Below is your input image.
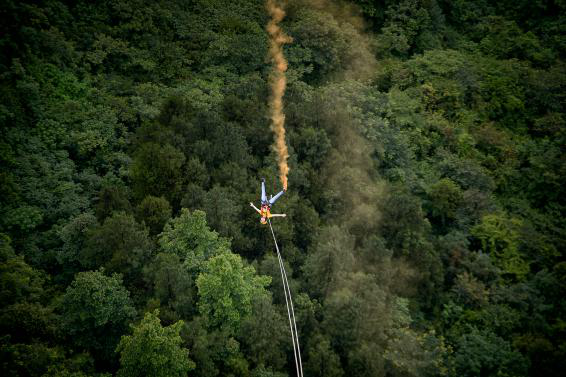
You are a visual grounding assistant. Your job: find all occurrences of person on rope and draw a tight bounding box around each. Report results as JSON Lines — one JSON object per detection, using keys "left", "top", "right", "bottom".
{"left": 250, "top": 178, "right": 286, "bottom": 224}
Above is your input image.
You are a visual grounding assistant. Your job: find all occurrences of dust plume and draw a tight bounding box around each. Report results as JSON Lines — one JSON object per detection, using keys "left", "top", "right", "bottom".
{"left": 266, "top": 0, "right": 292, "bottom": 190}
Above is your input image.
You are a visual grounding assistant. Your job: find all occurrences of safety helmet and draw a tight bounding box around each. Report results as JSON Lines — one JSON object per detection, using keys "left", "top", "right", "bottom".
{"left": 260, "top": 217, "right": 267, "bottom": 224}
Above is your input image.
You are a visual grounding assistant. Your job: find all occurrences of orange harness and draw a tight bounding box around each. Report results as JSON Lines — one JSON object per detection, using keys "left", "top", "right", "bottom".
{"left": 260, "top": 205, "right": 272, "bottom": 218}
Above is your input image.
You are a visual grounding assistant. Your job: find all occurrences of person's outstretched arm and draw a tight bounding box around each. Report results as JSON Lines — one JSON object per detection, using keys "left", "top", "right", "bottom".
{"left": 270, "top": 213, "right": 286, "bottom": 217}
{"left": 250, "top": 202, "right": 261, "bottom": 214}
{"left": 268, "top": 190, "right": 285, "bottom": 205}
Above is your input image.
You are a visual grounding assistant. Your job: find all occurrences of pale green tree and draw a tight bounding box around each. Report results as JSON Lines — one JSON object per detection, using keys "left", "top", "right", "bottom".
{"left": 196, "top": 253, "right": 270, "bottom": 334}
{"left": 471, "top": 213, "right": 529, "bottom": 280}
{"left": 116, "top": 310, "right": 195, "bottom": 377}
{"left": 158, "top": 209, "right": 230, "bottom": 274}
{"left": 303, "top": 226, "right": 356, "bottom": 298}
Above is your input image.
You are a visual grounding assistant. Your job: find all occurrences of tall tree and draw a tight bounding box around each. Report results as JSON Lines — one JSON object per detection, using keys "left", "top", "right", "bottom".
{"left": 82, "top": 212, "right": 153, "bottom": 296}
{"left": 61, "top": 270, "right": 136, "bottom": 364}
{"left": 196, "top": 252, "right": 270, "bottom": 334}
{"left": 116, "top": 310, "right": 195, "bottom": 377}
{"left": 158, "top": 209, "right": 230, "bottom": 275}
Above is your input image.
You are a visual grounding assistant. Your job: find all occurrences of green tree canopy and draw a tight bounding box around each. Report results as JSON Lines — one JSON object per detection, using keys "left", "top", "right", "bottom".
{"left": 82, "top": 212, "right": 153, "bottom": 293}
{"left": 427, "top": 178, "right": 464, "bottom": 227}
{"left": 116, "top": 310, "right": 195, "bottom": 377}
{"left": 130, "top": 142, "right": 185, "bottom": 203}
{"left": 61, "top": 270, "right": 136, "bottom": 361}
{"left": 158, "top": 209, "right": 231, "bottom": 274}
{"left": 135, "top": 195, "right": 172, "bottom": 236}
{"left": 144, "top": 252, "right": 195, "bottom": 322}
{"left": 196, "top": 252, "right": 270, "bottom": 334}
{"left": 471, "top": 213, "right": 530, "bottom": 280}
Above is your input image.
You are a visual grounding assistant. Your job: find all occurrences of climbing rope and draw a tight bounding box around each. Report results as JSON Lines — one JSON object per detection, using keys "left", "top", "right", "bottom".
{"left": 268, "top": 218, "right": 303, "bottom": 377}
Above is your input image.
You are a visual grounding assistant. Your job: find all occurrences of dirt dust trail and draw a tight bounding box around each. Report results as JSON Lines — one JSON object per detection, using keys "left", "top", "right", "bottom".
{"left": 266, "top": 0, "right": 292, "bottom": 190}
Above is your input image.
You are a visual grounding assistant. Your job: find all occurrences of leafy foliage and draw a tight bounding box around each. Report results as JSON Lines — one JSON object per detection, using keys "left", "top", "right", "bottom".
{"left": 61, "top": 270, "right": 136, "bottom": 362}
{"left": 1, "top": 0, "right": 565, "bottom": 376}
{"left": 158, "top": 209, "right": 230, "bottom": 274}
{"left": 116, "top": 310, "right": 195, "bottom": 377}
{"left": 196, "top": 252, "right": 270, "bottom": 334}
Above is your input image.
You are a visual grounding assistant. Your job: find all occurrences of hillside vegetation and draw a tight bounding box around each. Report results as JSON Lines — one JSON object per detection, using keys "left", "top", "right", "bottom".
{"left": 1, "top": 0, "right": 565, "bottom": 376}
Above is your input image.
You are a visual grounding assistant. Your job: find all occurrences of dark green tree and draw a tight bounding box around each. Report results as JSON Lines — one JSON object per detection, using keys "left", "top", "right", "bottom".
{"left": 427, "top": 178, "right": 464, "bottom": 227}
{"left": 135, "top": 196, "right": 172, "bottom": 236}
{"left": 130, "top": 142, "right": 185, "bottom": 203}
{"left": 82, "top": 212, "right": 153, "bottom": 294}
{"left": 452, "top": 329, "right": 528, "bottom": 377}
{"left": 144, "top": 252, "right": 195, "bottom": 322}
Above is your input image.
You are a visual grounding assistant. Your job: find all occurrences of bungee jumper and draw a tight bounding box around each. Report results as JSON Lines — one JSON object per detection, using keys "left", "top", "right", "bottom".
{"left": 250, "top": 178, "right": 286, "bottom": 224}
{"left": 251, "top": 180, "right": 303, "bottom": 376}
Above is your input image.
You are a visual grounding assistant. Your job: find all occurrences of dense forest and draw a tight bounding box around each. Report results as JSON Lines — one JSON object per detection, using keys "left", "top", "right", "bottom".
{"left": 1, "top": 0, "right": 565, "bottom": 376}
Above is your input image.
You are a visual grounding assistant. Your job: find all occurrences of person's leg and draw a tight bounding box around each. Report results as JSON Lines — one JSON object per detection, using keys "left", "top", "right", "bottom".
{"left": 261, "top": 178, "right": 267, "bottom": 204}
{"left": 269, "top": 190, "right": 284, "bottom": 205}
